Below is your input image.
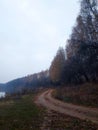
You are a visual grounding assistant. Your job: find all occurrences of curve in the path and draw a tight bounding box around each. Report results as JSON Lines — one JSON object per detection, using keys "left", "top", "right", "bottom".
{"left": 35, "top": 89, "right": 98, "bottom": 124}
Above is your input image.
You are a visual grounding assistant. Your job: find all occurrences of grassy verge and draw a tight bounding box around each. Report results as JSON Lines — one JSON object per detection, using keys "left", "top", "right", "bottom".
{"left": 54, "top": 83, "right": 98, "bottom": 107}
{"left": 0, "top": 93, "right": 44, "bottom": 130}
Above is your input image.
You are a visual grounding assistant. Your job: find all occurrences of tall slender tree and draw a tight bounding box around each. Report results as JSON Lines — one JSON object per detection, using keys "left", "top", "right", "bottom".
{"left": 49, "top": 47, "right": 66, "bottom": 84}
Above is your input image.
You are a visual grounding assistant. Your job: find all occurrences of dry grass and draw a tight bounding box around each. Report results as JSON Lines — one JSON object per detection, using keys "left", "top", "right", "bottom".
{"left": 55, "top": 83, "right": 98, "bottom": 107}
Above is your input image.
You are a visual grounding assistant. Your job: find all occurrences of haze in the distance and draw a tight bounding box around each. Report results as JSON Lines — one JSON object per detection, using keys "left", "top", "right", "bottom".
{"left": 0, "top": 0, "right": 80, "bottom": 83}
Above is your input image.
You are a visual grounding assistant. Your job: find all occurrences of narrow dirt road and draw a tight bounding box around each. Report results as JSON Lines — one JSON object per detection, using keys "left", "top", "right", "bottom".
{"left": 35, "top": 89, "right": 98, "bottom": 124}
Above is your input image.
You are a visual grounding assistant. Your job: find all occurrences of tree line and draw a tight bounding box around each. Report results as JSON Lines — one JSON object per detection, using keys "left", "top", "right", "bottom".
{"left": 1, "top": 70, "right": 50, "bottom": 94}
{"left": 49, "top": 0, "right": 98, "bottom": 85}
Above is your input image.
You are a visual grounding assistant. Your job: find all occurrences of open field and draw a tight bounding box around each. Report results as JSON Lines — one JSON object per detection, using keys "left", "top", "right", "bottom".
{"left": 0, "top": 93, "right": 44, "bottom": 130}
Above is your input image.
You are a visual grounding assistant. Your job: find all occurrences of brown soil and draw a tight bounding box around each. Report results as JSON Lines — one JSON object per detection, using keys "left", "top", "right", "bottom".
{"left": 35, "top": 89, "right": 98, "bottom": 124}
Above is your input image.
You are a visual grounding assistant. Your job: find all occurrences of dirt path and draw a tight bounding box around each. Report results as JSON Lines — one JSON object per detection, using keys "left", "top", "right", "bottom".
{"left": 35, "top": 89, "right": 98, "bottom": 124}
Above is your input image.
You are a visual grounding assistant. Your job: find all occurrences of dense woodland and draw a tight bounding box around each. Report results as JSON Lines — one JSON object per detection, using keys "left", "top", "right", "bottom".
{"left": 50, "top": 0, "right": 98, "bottom": 85}
{"left": 0, "top": 0, "right": 98, "bottom": 94}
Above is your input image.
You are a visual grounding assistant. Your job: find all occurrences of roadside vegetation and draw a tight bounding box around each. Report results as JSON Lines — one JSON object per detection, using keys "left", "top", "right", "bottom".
{"left": 54, "top": 83, "right": 98, "bottom": 107}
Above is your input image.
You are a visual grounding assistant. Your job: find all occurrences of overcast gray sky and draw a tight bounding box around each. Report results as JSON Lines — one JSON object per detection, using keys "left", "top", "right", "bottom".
{"left": 0, "top": 0, "right": 80, "bottom": 83}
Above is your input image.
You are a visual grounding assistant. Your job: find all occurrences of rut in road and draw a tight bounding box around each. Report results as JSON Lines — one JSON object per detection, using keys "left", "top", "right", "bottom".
{"left": 35, "top": 89, "right": 98, "bottom": 124}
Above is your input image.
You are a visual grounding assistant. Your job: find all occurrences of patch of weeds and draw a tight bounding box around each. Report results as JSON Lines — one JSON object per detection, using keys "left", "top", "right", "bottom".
{"left": 0, "top": 94, "right": 45, "bottom": 130}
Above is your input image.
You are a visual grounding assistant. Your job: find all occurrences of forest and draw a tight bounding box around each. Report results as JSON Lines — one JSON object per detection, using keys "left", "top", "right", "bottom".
{"left": 50, "top": 0, "right": 98, "bottom": 86}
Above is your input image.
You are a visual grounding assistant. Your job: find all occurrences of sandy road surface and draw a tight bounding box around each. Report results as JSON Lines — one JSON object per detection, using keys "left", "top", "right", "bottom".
{"left": 35, "top": 89, "right": 98, "bottom": 124}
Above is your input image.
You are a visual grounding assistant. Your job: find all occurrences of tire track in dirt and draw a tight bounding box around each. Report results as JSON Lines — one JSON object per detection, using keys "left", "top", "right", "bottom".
{"left": 35, "top": 89, "right": 98, "bottom": 124}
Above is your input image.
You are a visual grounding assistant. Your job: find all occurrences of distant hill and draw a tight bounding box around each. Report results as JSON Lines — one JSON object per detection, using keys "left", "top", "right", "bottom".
{"left": 0, "top": 83, "right": 4, "bottom": 87}
{"left": 0, "top": 84, "right": 6, "bottom": 92}
{"left": 0, "top": 70, "right": 50, "bottom": 94}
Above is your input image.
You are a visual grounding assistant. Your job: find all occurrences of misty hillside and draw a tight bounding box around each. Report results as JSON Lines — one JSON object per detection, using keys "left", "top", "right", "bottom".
{"left": 0, "top": 84, "right": 5, "bottom": 91}
{"left": 0, "top": 70, "right": 50, "bottom": 94}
